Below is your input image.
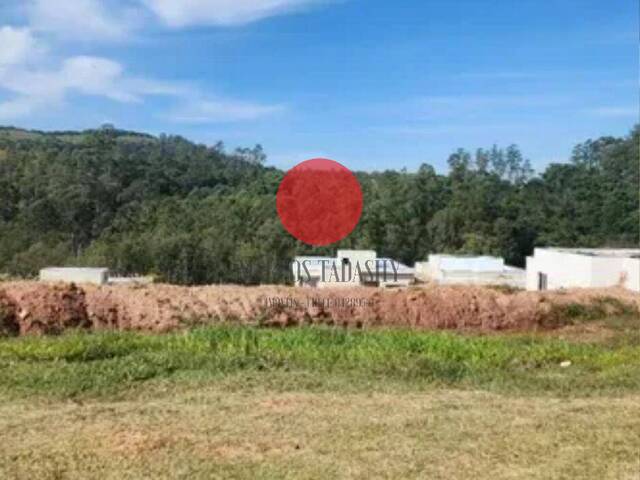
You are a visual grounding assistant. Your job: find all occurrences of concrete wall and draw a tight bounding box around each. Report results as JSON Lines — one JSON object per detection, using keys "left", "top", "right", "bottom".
{"left": 526, "top": 249, "right": 593, "bottom": 290}
{"left": 524, "top": 256, "right": 537, "bottom": 290}
{"left": 416, "top": 256, "right": 523, "bottom": 288}
{"left": 320, "top": 250, "right": 378, "bottom": 288}
{"left": 292, "top": 256, "right": 332, "bottom": 286}
{"left": 440, "top": 269, "right": 525, "bottom": 288}
{"left": 336, "top": 250, "right": 376, "bottom": 265}
{"left": 525, "top": 248, "right": 640, "bottom": 292}
{"left": 414, "top": 262, "right": 430, "bottom": 282}
{"left": 40, "top": 267, "right": 109, "bottom": 285}
{"left": 622, "top": 258, "right": 640, "bottom": 292}
{"left": 433, "top": 255, "right": 504, "bottom": 272}
{"left": 589, "top": 256, "right": 628, "bottom": 288}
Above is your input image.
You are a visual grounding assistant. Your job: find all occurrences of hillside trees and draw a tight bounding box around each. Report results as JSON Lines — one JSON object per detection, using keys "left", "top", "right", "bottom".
{"left": 0, "top": 125, "right": 637, "bottom": 284}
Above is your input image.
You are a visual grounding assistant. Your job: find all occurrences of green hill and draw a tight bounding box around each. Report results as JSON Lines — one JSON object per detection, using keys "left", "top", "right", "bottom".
{"left": 0, "top": 125, "right": 637, "bottom": 284}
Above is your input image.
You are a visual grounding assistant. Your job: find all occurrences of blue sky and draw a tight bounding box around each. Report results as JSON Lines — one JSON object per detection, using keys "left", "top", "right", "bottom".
{"left": 0, "top": 0, "right": 637, "bottom": 172}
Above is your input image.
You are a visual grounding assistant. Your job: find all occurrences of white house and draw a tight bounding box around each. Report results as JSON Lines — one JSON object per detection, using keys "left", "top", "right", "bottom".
{"left": 40, "top": 267, "right": 155, "bottom": 286}
{"left": 415, "top": 255, "right": 525, "bottom": 288}
{"left": 292, "top": 250, "right": 415, "bottom": 288}
{"left": 525, "top": 248, "right": 640, "bottom": 292}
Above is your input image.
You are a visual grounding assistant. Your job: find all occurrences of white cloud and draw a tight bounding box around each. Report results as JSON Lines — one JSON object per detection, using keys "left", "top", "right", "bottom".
{"left": 0, "top": 0, "right": 305, "bottom": 122}
{"left": 167, "top": 97, "right": 285, "bottom": 122}
{"left": 0, "top": 35, "right": 284, "bottom": 123}
{"left": 20, "top": 0, "right": 331, "bottom": 40}
{"left": 26, "top": 0, "right": 138, "bottom": 41}
{"left": 60, "top": 56, "right": 138, "bottom": 102}
{"left": 0, "top": 26, "right": 44, "bottom": 66}
{"left": 143, "top": 0, "right": 323, "bottom": 27}
{"left": 0, "top": 52, "right": 181, "bottom": 120}
{"left": 0, "top": 95, "right": 52, "bottom": 119}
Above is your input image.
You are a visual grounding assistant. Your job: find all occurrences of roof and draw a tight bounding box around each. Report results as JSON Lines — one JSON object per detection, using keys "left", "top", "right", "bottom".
{"left": 543, "top": 248, "right": 640, "bottom": 259}
{"left": 377, "top": 258, "right": 414, "bottom": 275}
{"left": 430, "top": 255, "right": 505, "bottom": 273}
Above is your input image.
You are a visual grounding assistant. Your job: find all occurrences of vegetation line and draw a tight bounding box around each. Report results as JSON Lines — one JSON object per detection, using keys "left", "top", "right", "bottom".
{"left": 1, "top": 325, "right": 638, "bottom": 398}
{"left": 0, "top": 125, "right": 637, "bottom": 284}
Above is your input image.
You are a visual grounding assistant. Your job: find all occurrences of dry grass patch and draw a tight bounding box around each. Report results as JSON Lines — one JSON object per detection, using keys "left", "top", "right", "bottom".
{"left": 0, "top": 389, "right": 638, "bottom": 480}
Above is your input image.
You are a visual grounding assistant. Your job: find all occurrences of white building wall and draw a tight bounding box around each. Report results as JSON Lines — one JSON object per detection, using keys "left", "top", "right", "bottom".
{"left": 414, "top": 262, "right": 430, "bottom": 281}
{"left": 425, "top": 255, "right": 445, "bottom": 281}
{"left": 291, "top": 256, "right": 332, "bottom": 286}
{"left": 440, "top": 269, "right": 525, "bottom": 288}
{"left": 336, "top": 250, "right": 376, "bottom": 265}
{"left": 525, "top": 256, "right": 541, "bottom": 290}
{"left": 417, "top": 255, "right": 524, "bottom": 287}
{"left": 526, "top": 249, "right": 593, "bottom": 290}
{"left": 525, "top": 248, "right": 640, "bottom": 292}
{"left": 622, "top": 258, "right": 640, "bottom": 292}
{"left": 437, "top": 255, "right": 504, "bottom": 272}
{"left": 589, "top": 256, "right": 627, "bottom": 288}
{"left": 40, "top": 267, "right": 109, "bottom": 285}
{"left": 321, "top": 250, "right": 379, "bottom": 287}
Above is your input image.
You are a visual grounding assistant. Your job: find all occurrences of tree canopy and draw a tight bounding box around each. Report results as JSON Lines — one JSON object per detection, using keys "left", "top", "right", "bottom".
{"left": 0, "top": 124, "right": 637, "bottom": 284}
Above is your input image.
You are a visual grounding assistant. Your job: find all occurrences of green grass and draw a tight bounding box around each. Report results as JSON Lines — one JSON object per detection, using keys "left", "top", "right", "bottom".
{"left": 1, "top": 325, "right": 639, "bottom": 479}
{"left": 1, "top": 325, "right": 638, "bottom": 399}
{"left": 548, "top": 295, "right": 638, "bottom": 323}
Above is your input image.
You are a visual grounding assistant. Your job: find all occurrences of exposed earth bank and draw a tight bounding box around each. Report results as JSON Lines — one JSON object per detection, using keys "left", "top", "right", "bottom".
{"left": 0, "top": 281, "right": 638, "bottom": 335}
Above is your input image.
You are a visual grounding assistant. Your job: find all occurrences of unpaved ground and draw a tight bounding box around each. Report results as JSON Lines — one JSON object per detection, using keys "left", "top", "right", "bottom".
{"left": 0, "top": 388, "right": 638, "bottom": 480}
{"left": 0, "top": 281, "right": 638, "bottom": 335}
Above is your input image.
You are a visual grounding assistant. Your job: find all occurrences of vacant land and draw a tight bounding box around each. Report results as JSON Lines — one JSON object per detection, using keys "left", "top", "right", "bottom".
{"left": 1, "top": 387, "right": 638, "bottom": 480}
{"left": 2, "top": 281, "right": 640, "bottom": 334}
{"left": 1, "top": 313, "right": 639, "bottom": 479}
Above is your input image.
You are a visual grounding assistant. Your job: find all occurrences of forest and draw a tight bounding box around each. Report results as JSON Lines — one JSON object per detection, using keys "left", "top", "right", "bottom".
{"left": 0, "top": 124, "right": 637, "bottom": 285}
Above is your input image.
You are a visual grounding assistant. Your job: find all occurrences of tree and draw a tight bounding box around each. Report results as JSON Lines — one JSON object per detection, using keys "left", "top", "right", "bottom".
{"left": 0, "top": 124, "right": 636, "bottom": 283}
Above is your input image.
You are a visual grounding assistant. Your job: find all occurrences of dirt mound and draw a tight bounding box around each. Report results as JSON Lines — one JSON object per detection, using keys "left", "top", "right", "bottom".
{"left": 0, "top": 281, "right": 637, "bottom": 336}
{"left": 0, "top": 290, "right": 18, "bottom": 335}
{"left": 82, "top": 283, "right": 638, "bottom": 332}
{"left": 266, "top": 285, "right": 557, "bottom": 330}
{"left": 2, "top": 282, "right": 89, "bottom": 335}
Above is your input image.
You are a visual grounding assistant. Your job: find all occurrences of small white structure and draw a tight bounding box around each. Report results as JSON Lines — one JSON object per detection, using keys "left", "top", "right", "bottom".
{"left": 526, "top": 248, "right": 640, "bottom": 292}
{"left": 292, "top": 250, "right": 414, "bottom": 288}
{"left": 40, "top": 267, "right": 109, "bottom": 285}
{"left": 291, "top": 256, "right": 334, "bottom": 288}
{"left": 415, "top": 255, "right": 525, "bottom": 288}
{"left": 376, "top": 257, "right": 415, "bottom": 288}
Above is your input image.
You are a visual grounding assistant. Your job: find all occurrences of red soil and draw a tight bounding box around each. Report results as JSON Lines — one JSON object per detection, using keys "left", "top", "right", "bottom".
{"left": 0, "top": 281, "right": 637, "bottom": 336}
{"left": 2, "top": 282, "right": 89, "bottom": 335}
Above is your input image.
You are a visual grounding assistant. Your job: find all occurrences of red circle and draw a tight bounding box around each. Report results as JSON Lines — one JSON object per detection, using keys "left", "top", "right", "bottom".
{"left": 276, "top": 158, "right": 363, "bottom": 246}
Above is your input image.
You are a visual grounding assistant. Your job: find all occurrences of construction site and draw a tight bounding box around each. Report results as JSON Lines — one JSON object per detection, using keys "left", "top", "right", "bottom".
{"left": 1, "top": 276, "right": 638, "bottom": 336}
{"left": 0, "top": 0, "right": 637, "bottom": 475}
{"left": 0, "top": 246, "right": 630, "bottom": 337}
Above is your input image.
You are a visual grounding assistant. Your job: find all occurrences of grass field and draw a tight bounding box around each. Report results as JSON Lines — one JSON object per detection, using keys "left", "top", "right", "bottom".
{"left": 0, "top": 317, "right": 639, "bottom": 479}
